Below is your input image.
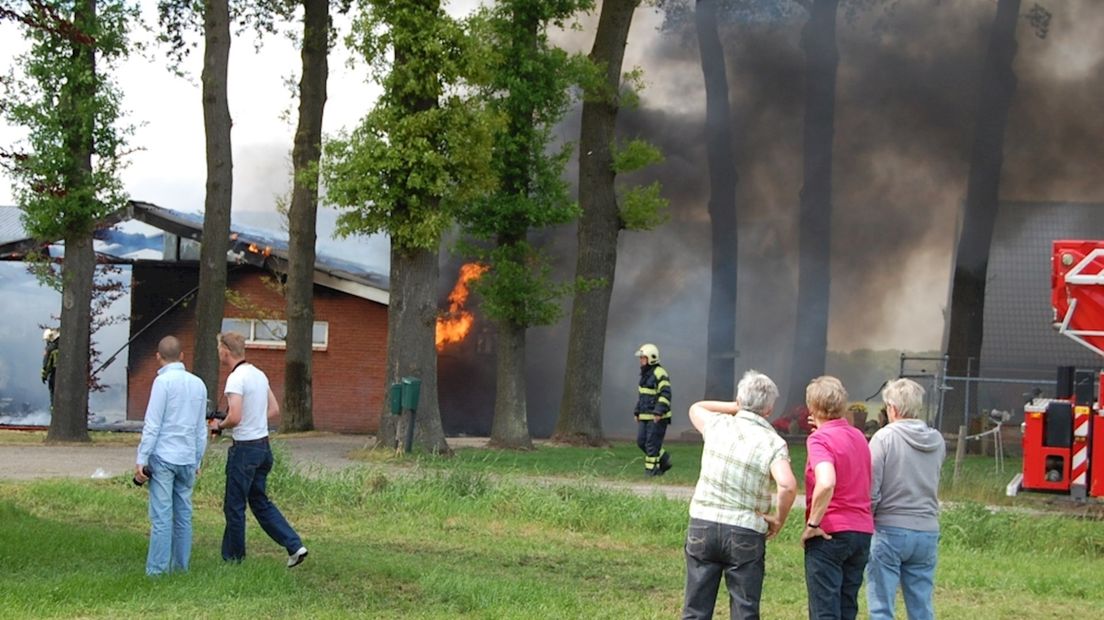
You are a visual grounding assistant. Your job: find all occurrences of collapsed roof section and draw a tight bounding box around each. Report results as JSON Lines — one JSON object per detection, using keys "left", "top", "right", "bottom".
{"left": 0, "top": 201, "right": 389, "bottom": 305}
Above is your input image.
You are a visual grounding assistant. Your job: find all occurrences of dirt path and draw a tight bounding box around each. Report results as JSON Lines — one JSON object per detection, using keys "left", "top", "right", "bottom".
{"left": 0, "top": 434, "right": 801, "bottom": 506}
{"left": 0, "top": 434, "right": 361, "bottom": 481}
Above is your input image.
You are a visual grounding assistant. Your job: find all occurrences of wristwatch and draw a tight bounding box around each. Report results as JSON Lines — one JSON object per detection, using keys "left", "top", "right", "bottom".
{"left": 806, "top": 522, "right": 820, "bottom": 529}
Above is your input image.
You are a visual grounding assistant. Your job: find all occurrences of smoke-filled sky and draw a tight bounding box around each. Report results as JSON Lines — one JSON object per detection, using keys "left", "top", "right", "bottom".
{"left": 567, "top": 0, "right": 1104, "bottom": 353}
{"left": 2, "top": 1, "right": 1103, "bottom": 433}
{"left": 521, "top": 1, "right": 1104, "bottom": 433}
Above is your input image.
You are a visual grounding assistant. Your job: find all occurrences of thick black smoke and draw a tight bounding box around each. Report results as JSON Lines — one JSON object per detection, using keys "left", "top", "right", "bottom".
{"left": 513, "top": 1, "right": 1104, "bottom": 437}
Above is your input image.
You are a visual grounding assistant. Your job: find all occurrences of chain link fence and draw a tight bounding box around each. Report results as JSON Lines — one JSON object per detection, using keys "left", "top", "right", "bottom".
{"left": 899, "top": 355, "right": 1060, "bottom": 457}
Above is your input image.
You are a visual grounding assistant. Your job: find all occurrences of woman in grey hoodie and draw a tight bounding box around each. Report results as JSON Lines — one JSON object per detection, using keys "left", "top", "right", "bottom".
{"left": 867, "top": 378, "right": 946, "bottom": 620}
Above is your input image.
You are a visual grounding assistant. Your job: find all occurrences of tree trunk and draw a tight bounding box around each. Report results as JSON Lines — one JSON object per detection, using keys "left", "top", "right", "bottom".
{"left": 487, "top": 8, "right": 538, "bottom": 450}
{"left": 47, "top": 0, "right": 97, "bottom": 443}
{"left": 192, "top": 0, "right": 233, "bottom": 401}
{"left": 49, "top": 233, "right": 94, "bottom": 441}
{"left": 944, "top": 0, "right": 1020, "bottom": 431}
{"left": 282, "top": 0, "right": 329, "bottom": 432}
{"left": 551, "top": 0, "right": 638, "bottom": 446}
{"left": 490, "top": 319, "right": 532, "bottom": 448}
{"left": 696, "top": 0, "right": 738, "bottom": 400}
{"left": 783, "top": 0, "right": 840, "bottom": 416}
{"left": 369, "top": 1, "right": 451, "bottom": 455}
{"left": 384, "top": 245, "right": 450, "bottom": 454}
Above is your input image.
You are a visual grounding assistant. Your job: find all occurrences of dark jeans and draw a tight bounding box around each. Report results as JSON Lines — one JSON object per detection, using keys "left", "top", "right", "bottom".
{"left": 221, "top": 440, "right": 302, "bottom": 561}
{"left": 682, "top": 518, "right": 766, "bottom": 620}
{"left": 804, "top": 531, "right": 872, "bottom": 620}
{"left": 636, "top": 419, "right": 668, "bottom": 457}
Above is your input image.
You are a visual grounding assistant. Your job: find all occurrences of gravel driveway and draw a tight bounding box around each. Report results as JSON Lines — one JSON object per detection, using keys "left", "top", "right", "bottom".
{"left": 0, "top": 434, "right": 715, "bottom": 503}
{"left": 0, "top": 433, "right": 372, "bottom": 481}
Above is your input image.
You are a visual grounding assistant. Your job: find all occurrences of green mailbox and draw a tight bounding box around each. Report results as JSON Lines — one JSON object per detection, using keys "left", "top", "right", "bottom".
{"left": 388, "top": 383, "right": 403, "bottom": 416}
{"left": 400, "top": 377, "right": 422, "bottom": 411}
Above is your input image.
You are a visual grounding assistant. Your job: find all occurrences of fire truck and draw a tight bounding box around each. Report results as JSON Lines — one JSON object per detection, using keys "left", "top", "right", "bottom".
{"left": 1008, "top": 241, "right": 1104, "bottom": 499}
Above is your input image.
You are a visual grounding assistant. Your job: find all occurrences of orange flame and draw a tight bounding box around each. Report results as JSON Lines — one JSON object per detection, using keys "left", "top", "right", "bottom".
{"left": 436, "top": 262, "right": 488, "bottom": 351}
{"left": 245, "top": 243, "right": 273, "bottom": 257}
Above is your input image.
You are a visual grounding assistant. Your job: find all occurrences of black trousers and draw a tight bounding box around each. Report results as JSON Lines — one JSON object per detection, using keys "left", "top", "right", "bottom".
{"left": 636, "top": 419, "right": 668, "bottom": 458}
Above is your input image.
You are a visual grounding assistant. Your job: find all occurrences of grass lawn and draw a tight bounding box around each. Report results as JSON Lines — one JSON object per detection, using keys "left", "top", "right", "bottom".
{"left": 373, "top": 439, "right": 1036, "bottom": 506}
{"left": 2, "top": 443, "right": 1102, "bottom": 619}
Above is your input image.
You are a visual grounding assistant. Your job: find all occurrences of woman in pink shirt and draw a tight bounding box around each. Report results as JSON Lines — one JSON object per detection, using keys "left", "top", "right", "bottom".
{"left": 801, "top": 376, "right": 874, "bottom": 620}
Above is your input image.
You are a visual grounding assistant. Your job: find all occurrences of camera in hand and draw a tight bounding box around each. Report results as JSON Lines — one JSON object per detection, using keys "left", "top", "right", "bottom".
{"left": 207, "top": 409, "right": 227, "bottom": 435}
{"left": 132, "top": 465, "right": 152, "bottom": 487}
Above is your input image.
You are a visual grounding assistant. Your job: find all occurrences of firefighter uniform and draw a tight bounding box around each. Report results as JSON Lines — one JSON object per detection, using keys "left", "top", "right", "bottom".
{"left": 634, "top": 343, "right": 672, "bottom": 476}
{"left": 41, "top": 329, "right": 60, "bottom": 409}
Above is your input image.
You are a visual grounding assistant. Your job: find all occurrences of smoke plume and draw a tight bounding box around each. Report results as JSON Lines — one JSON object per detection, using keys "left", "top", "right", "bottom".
{"left": 512, "top": 0, "right": 1104, "bottom": 437}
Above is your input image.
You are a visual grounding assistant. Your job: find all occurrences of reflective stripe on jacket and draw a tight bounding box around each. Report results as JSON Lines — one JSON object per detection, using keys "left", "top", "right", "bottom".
{"left": 636, "top": 364, "right": 672, "bottom": 420}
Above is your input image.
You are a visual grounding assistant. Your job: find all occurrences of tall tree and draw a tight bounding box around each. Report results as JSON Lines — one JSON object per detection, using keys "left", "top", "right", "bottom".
{"left": 457, "top": 0, "right": 590, "bottom": 450}
{"left": 553, "top": 0, "right": 667, "bottom": 445}
{"left": 659, "top": 0, "right": 802, "bottom": 401}
{"left": 943, "top": 0, "right": 1049, "bottom": 429}
{"left": 158, "top": 0, "right": 235, "bottom": 398}
{"left": 325, "top": 0, "right": 495, "bottom": 454}
{"left": 157, "top": 0, "right": 343, "bottom": 426}
{"left": 281, "top": 0, "right": 331, "bottom": 432}
{"left": 190, "top": 0, "right": 233, "bottom": 400}
{"left": 781, "top": 0, "right": 840, "bottom": 415}
{"left": 696, "top": 0, "right": 738, "bottom": 399}
{"left": 2, "top": 0, "right": 133, "bottom": 441}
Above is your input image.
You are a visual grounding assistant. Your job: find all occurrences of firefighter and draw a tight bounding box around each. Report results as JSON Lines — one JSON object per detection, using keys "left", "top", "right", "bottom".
{"left": 635, "top": 343, "right": 673, "bottom": 476}
{"left": 41, "top": 328, "right": 60, "bottom": 410}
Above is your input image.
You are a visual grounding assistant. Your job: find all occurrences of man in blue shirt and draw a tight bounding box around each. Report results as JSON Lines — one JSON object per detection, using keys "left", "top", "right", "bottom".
{"left": 134, "top": 335, "right": 208, "bottom": 576}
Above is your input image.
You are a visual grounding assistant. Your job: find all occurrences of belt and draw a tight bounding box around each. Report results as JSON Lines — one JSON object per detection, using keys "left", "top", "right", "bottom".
{"left": 232, "top": 436, "right": 269, "bottom": 446}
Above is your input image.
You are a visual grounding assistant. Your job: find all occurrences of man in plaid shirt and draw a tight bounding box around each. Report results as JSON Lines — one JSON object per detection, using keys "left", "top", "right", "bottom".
{"left": 681, "top": 370, "right": 798, "bottom": 620}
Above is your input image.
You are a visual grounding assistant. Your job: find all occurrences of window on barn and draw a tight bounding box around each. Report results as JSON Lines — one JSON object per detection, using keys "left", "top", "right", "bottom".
{"left": 220, "top": 318, "right": 329, "bottom": 351}
{"left": 222, "top": 318, "right": 251, "bottom": 340}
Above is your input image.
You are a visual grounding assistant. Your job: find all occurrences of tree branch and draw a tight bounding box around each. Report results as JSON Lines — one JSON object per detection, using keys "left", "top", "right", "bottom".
{"left": 1, "top": 1, "right": 95, "bottom": 45}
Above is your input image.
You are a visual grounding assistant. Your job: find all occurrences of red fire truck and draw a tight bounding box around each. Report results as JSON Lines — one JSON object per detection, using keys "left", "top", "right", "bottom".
{"left": 1008, "top": 241, "right": 1104, "bottom": 499}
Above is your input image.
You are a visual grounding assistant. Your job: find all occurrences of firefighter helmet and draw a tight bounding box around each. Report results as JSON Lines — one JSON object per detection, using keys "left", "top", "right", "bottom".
{"left": 635, "top": 343, "right": 660, "bottom": 364}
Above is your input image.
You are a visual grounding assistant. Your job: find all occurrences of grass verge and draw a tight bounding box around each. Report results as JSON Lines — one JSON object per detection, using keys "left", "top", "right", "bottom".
{"left": 1, "top": 445, "right": 1101, "bottom": 619}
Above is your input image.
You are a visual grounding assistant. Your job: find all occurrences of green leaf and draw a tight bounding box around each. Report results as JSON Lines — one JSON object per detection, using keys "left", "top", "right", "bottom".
{"left": 618, "top": 181, "right": 669, "bottom": 231}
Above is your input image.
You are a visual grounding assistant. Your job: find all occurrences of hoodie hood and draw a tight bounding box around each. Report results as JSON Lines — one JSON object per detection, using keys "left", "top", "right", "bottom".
{"left": 888, "top": 419, "right": 944, "bottom": 452}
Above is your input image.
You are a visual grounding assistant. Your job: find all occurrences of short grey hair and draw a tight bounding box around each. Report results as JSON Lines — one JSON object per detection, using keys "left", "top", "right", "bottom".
{"left": 882, "top": 378, "right": 925, "bottom": 420}
{"left": 737, "top": 370, "right": 779, "bottom": 415}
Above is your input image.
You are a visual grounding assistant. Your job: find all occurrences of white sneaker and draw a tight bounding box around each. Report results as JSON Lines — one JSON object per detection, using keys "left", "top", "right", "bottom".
{"left": 287, "top": 546, "right": 308, "bottom": 568}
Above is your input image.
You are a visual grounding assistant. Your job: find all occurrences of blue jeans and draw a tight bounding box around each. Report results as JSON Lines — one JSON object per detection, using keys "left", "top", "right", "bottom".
{"left": 804, "top": 531, "right": 872, "bottom": 620}
{"left": 866, "top": 526, "right": 939, "bottom": 620}
{"left": 221, "top": 440, "right": 302, "bottom": 561}
{"left": 146, "top": 454, "right": 196, "bottom": 575}
{"left": 682, "top": 518, "right": 766, "bottom": 620}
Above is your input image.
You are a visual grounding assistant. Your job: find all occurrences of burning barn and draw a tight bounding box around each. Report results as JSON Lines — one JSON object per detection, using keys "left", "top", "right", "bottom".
{"left": 436, "top": 261, "right": 496, "bottom": 436}
{"left": 120, "top": 202, "right": 391, "bottom": 434}
{"left": 0, "top": 201, "right": 391, "bottom": 433}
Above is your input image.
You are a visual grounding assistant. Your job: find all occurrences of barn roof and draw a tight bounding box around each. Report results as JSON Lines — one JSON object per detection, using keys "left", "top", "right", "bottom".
{"left": 0, "top": 201, "right": 389, "bottom": 304}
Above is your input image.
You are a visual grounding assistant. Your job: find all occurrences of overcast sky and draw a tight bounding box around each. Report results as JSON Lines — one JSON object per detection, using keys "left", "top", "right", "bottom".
{"left": 0, "top": 2, "right": 973, "bottom": 357}
{"left": 6, "top": 1, "right": 1104, "bottom": 432}
{"left": 0, "top": 2, "right": 417, "bottom": 270}
{"left": 9, "top": 1, "right": 1094, "bottom": 361}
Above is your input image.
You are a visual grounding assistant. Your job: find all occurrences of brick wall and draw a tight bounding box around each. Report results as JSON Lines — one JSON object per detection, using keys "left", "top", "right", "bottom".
{"left": 127, "top": 263, "right": 387, "bottom": 434}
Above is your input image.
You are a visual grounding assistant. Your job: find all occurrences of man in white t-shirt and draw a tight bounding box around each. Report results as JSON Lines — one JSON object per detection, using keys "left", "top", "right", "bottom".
{"left": 209, "top": 331, "right": 308, "bottom": 568}
{"left": 681, "top": 370, "right": 797, "bottom": 619}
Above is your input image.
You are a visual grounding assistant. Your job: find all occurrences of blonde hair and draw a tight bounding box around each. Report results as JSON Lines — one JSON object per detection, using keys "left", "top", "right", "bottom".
{"left": 806, "top": 376, "right": 848, "bottom": 419}
{"left": 882, "top": 378, "right": 926, "bottom": 420}
{"left": 218, "top": 331, "right": 246, "bottom": 358}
